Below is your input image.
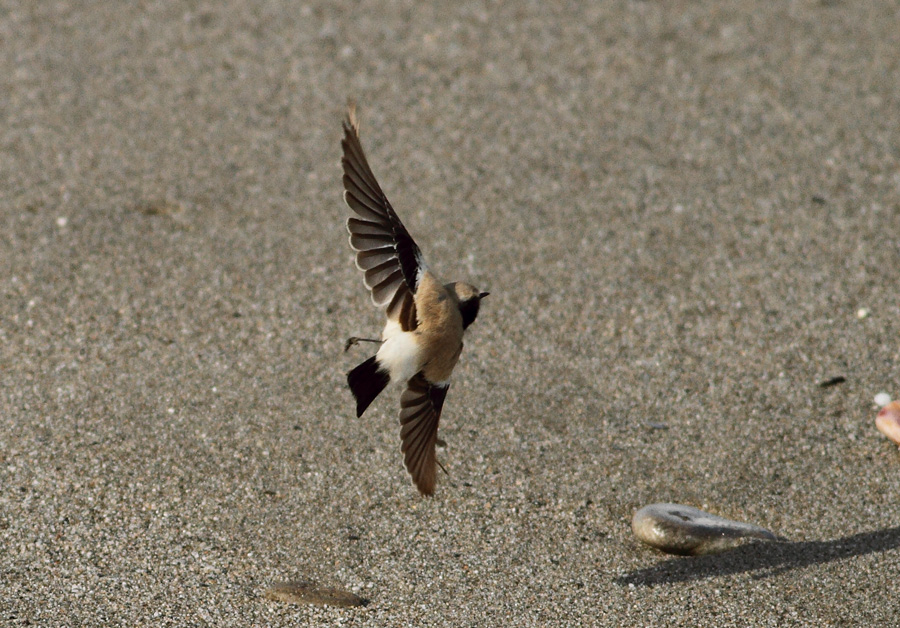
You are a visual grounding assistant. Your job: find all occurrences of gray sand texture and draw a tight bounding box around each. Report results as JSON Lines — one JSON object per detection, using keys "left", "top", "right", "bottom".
{"left": 2, "top": 2, "right": 900, "bottom": 626}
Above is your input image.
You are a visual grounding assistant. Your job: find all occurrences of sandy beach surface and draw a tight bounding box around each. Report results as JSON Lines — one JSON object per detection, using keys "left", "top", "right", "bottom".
{"left": 2, "top": 1, "right": 899, "bottom": 625}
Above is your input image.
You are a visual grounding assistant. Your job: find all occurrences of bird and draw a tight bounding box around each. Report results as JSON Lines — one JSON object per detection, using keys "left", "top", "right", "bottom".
{"left": 340, "top": 104, "right": 488, "bottom": 495}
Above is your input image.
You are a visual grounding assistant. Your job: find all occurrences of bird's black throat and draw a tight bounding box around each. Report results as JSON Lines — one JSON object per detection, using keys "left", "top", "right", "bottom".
{"left": 458, "top": 298, "right": 481, "bottom": 330}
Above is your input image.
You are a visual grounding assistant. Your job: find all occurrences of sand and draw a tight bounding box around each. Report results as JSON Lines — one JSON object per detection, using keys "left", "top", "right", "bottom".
{"left": 2, "top": 1, "right": 899, "bottom": 625}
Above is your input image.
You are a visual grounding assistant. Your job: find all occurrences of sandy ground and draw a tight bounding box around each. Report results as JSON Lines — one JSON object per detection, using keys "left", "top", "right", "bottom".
{"left": 2, "top": 1, "right": 900, "bottom": 626}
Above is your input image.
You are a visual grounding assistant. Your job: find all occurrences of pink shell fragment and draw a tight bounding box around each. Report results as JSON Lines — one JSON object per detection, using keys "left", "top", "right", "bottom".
{"left": 875, "top": 401, "right": 900, "bottom": 446}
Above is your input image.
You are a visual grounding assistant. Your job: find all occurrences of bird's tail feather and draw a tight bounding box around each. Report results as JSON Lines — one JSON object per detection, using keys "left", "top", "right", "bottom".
{"left": 347, "top": 355, "right": 390, "bottom": 417}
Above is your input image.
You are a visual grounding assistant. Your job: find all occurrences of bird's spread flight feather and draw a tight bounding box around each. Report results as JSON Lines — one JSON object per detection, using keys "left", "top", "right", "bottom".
{"left": 399, "top": 374, "right": 449, "bottom": 496}
{"left": 342, "top": 108, "right": 425, "bottom": 328}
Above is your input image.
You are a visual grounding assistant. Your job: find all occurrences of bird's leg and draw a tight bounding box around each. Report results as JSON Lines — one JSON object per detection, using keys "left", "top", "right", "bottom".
{"left": 344, "top": 336, "right": 383, "bottom": 352}
{"left": 436, "top": 458, "right": 450, "bottom": 477}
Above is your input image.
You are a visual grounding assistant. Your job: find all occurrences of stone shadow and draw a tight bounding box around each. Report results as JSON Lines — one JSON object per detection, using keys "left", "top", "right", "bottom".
{"left": 616, "top": 526, "right": 900, "bottom": 586}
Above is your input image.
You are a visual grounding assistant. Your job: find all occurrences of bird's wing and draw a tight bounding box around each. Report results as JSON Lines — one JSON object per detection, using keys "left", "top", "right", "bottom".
{"left": 342, "top": 105, "right": 425, "bottom": 328}
{"left": 399, "top": 374, "right": 449, "bottom": 495}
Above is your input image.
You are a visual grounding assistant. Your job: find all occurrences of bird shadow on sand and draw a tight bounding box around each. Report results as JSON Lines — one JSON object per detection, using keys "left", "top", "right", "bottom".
{"left": 615, "top": 525, "right": 900, "bottom": 587}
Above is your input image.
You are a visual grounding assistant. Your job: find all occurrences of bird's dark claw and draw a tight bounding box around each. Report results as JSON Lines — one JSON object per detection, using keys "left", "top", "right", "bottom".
{"left": 344, "top": 336, "right": 383, "bottom": 352}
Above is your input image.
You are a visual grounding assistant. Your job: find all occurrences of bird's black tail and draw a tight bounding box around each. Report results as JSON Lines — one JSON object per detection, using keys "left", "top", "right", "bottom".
{"left": 347, "top": 355, "right": 390, "bottom": 417}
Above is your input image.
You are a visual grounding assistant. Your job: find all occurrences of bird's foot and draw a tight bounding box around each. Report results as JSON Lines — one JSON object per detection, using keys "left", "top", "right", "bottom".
{"left": 343, "top": 336, "right": 383, "bottom": 352}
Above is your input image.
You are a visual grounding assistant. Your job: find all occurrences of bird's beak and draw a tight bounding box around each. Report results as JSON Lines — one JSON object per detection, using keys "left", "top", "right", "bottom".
{"left": 478, "top": 291, "right": 490, "bottom": 299}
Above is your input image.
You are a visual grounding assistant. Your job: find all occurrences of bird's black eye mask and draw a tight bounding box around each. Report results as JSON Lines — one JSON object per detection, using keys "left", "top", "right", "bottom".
{"left": 459, "top": 297, "right": 481, "bottom": 330}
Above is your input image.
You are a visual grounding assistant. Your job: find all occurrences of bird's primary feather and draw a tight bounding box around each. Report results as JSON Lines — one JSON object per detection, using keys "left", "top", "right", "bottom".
{"left": 342, "top": 109, "right": 425, "bottom": 326}
{"left": 399, "top": 374, "right": 449, "bottom": 496}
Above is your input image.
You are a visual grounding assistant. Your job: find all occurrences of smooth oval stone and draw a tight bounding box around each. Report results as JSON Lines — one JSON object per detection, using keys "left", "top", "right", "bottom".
{"left": 632, "top": 503, "right": 779, "bottom": 556}
{"left": 876, "top": 401, "right": 900, "bottom": 446}
{"left": 264, "top": 580, "right": 367, "bottom": 608}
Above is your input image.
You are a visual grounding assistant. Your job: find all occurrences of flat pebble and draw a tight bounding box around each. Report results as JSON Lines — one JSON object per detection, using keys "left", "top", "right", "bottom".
{"left": 632, "top": 503, "right": 780, "bottom": 556}
{"left": 264, "top": 580, "right": 368, "bottom": 608}
{"left": 874, "top": 392, "right": 892, "bottom": 407}
{"left": 136, "top": 198, "right": 185, "bottom": 216}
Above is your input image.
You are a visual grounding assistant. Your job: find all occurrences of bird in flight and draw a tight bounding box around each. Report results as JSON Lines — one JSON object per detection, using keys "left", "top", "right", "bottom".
{"left": 341, "top": 104, "right": 488, "bottom": 495}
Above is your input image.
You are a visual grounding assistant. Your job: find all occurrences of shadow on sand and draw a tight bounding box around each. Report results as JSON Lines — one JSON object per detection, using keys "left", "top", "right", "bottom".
{"left": 616, "top": 526, "right": 900, "bottom": 587}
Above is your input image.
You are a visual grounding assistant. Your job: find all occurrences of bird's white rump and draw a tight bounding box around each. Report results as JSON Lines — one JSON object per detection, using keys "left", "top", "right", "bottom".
{"left": 376, "top": 330, "right": 421, "bottom": 384}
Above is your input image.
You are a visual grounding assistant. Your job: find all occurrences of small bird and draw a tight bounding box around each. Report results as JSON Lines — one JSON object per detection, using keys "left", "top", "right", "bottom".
{"left": 340, "top": 105, "right": 488, "bottom": 495}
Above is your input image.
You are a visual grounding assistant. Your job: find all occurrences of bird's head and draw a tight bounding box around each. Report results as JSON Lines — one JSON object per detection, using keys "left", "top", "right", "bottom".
{"left": 451, "top": 282, "right": 490, "bottom": 330}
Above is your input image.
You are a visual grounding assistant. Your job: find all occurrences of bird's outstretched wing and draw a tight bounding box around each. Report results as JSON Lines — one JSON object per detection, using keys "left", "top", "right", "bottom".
{"left": 342, "top": 105, "right": 424, "bottom": 329}
{"left": 399, "top": 373, "right": 449, "bottom": 495}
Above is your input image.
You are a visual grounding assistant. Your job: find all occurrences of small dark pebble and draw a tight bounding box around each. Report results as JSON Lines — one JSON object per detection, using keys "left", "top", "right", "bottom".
{"left": 818, "top": 376, "right": 846, "bottom": 388}
{"left": 811, "top": 195, "right": 827, "bottom": 204}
